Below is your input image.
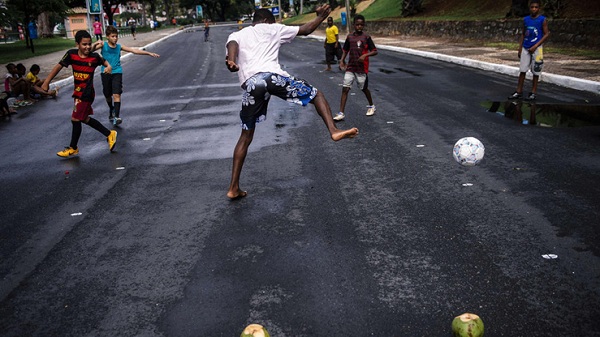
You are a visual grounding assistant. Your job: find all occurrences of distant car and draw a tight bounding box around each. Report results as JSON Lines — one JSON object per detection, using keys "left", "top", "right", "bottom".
{"left": 239, "top": 15, "right": 252, "bottom": 22}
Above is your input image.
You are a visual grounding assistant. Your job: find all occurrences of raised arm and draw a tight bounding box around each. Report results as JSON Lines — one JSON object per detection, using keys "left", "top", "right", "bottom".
{"left": 225, "top": 40, "right": 239, "bottom": 72}
{"left": 298, "top": 5, "right": 332, "bottom": 36}
{"left": 91, "top": 40, "right": 103, "bottom": 52}
{"left": 121, "top": 45, "right": 160, "bottom": 58}
{"left": 41, "top": 63, "right": 64, "bottom": 91}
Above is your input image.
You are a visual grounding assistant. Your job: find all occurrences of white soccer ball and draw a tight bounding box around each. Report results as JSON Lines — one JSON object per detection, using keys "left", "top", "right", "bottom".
{"left": 453, "top": 137, "right": 485, "bottom": 166}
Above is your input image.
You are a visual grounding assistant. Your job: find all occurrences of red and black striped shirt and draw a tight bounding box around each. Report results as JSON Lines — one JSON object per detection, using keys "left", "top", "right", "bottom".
{"left": 342, "top": 32, "right": 377, "bottom": 74}
{"left": 59, "top": 49, "right": 104, "bottom": 102}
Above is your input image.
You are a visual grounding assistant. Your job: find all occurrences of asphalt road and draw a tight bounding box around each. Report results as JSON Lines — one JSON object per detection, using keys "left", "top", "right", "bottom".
{"left": 1, "top": 25, "right": 600, "bottom": 336}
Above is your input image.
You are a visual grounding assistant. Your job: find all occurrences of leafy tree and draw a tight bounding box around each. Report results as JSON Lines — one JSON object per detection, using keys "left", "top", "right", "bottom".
{"left": 102, "top": 0, "right": 128, "bottom": 26}
{"left": 542, "top": 0, "right": 565, "bottom": 18}
{"left": 182, "top": 0, "right": 261, "bottom": 21}
{"left": 402, "top": 0, "right": 422, "bottom": 17}
{"left": 6, "top": 0, "right": 69, "bottom": 52}
{"left": 505, "top": 0, "right": 529, "bottom": 18}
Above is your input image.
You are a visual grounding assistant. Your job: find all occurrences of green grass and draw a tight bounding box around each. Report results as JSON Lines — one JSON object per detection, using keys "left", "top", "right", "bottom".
{"left": 546, "top": 46, "right": 600, "bottom": 59}
{"left": 359, "top": 0, "right": 402, "bottom": 20}
{"left": 483, "top": 42, "right": 600, "bottom": 59}
{"left": 0, "top": 37, "right": 75, "bottom": 64}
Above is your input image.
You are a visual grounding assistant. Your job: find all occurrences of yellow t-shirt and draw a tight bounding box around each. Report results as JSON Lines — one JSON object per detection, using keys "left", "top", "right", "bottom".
{"left": 26, "top": 71, "right": 39, "bottom": 84}
{"left": 325, "top": 25, "right": 339, "bottom": 44}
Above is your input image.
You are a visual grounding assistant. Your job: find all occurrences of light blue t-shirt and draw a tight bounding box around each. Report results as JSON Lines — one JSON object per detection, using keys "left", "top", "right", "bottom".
{"left": 523, "top": 15, "right": 546, "bottom": 49}
{"left": 101, "top": 42, "right": 123, "bottom": 74}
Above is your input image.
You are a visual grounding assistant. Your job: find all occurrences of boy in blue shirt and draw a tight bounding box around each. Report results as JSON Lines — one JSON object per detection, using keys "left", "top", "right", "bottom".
{"left": 508, "top": 0, "right": 550, "bottom": 101}
{"left": 92, "top": 26, "right": 160, "bottom": 125}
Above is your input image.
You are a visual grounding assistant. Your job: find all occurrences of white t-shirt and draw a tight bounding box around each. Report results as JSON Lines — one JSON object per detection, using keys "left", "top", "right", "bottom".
{"left": 226, "top": 23, "right": 299, "bottom": 85}
{"left": 5, "top": 73, "right": 16, "bottom": 92}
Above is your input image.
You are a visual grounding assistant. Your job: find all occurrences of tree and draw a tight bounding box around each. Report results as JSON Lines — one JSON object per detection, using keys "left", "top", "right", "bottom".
{"left": 505, "top": 0, "right": 528, "bottom": 18}
{"left": 543, "top": 0, "right": 565, "bottom": 18}
{"left": 402, "top": 0, "right": 422, "bottom": 17}
{"left": 6, "top": 0, "right": 69, "bottom": 52}
{"left": 102, "top": 0, "right": 128, "bottom": 26}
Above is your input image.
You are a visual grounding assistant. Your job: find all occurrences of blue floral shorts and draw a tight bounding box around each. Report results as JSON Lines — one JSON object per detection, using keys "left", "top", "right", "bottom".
{"left": 239, "top": 72, "right": 318, "bottom": 130}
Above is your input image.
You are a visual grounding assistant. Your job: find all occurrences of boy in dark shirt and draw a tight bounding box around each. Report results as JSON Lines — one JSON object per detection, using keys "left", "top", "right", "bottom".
{"left": 42, "top": 30, "right": 117, "bottom": 158}
{"left": 335, "top": 15, "right": 378, "bottom": 121}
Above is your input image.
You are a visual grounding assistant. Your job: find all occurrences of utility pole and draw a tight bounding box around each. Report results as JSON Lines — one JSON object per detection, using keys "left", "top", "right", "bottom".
{"left": 345, "top": 0, "right": 350, "bottom": 35}
{"left": 278, "top": 0, "right": 282, "bottom": 21}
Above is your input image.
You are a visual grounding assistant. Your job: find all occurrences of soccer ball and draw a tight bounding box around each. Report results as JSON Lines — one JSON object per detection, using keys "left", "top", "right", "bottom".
{"left": 453, "top": 137, "right": 485, "bottom": 166}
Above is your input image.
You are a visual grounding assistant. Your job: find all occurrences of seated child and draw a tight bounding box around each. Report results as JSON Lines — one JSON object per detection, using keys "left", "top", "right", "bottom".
{"left": 0, "top": 91, "right": 17, "bottom": 116}
{"left": 4, "top": 63, "right": 33, "bottom": 105}
{"left": 26, "top": 64, "right": 58, "bottom": 98}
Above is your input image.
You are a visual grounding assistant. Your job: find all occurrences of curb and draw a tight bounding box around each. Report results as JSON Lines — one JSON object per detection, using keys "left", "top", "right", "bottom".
{"left": 307, "top": 35, "right": 600, "bottom": 95}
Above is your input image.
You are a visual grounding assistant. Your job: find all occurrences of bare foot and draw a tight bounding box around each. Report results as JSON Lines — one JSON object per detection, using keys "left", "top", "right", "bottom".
{"left": 324, "top": 68, "right": 331, "bottom": 71}
{"left": 227, "top": 189, "right": 248, "bottom": 200}
{"left": 331, "top": 127, "right": 359, "bottom": 141}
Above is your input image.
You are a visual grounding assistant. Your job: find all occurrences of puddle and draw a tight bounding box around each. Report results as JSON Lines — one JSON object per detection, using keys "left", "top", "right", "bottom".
{"left": 484, "top": 101, "right": 600, "bottom": 127}
{"left": 378, "top": 68, "right": 422, "bottom": 76}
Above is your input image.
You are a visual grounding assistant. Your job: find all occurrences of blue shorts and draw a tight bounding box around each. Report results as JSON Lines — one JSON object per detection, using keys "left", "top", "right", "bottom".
{"left": 239, "top": 72, "right": 318, "bottom": 130}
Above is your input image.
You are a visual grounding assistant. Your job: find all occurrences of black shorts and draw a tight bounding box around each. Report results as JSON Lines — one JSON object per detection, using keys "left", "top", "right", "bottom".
{"left": 325, "top": 43, "right": 342, "bottom": 63}
{"left": 101, "top": 73, "right": 123, "bottom": 97}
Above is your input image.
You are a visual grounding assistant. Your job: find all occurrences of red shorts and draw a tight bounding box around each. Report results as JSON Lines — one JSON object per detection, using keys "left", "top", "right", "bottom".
{"left": 72, "top": 99, "right": 93, "bottom": 120}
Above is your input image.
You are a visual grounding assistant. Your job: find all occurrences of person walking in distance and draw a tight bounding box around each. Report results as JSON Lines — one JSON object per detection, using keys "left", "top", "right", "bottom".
{"left": 42, "top": 30, "right": 117, "bottom": 158}
{"left": 508, "top": 0, "right": 550, "bottom": 101}
{"left": 334, "top": 14, "right": 378, "bottom": 121}
{"left": 225, "top": 5, "right": 359, "bottom": 200}
{"left": 128, "top": 17, "right": 137, "bottom": 40}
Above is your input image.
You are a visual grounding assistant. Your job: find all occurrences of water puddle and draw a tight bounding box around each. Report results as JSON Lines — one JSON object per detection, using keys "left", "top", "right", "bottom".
{"left": 484, "top": 101, "right": 600, "bottom": 127}
{"left": 378, "top": 67, "right": 422, "bottom": 76}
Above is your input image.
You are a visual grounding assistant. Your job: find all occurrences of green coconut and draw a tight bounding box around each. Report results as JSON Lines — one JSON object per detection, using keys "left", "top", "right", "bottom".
{"left": 241, "top": 323, "right": 270, "bottom": 337}
{"left": 452, "top": 313, "right": 484, "bottom": 337}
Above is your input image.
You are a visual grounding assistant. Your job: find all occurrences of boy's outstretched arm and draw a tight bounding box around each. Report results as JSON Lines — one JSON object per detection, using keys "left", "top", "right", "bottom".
{"left": 91, "top": 40, "right": 103, "bottom": 52}
{"left": 298, "top": 5, "right": 331, "bottom": 36}
{"left": 121, "top": 45, "right": 160, "bottom": 58}
{"left": 41, "top": 63, "right": 64, "bottom": 91}
{"left": 226, "top": 41, "right": 239, "bottom": 72}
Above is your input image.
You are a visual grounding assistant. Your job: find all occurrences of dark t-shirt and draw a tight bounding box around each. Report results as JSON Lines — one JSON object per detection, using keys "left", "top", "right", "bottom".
{"left": 59, "top": 49, "right": 104, "bottom": 102}
{"left": 343, "top": 32, "right": 377, "bottom": 74}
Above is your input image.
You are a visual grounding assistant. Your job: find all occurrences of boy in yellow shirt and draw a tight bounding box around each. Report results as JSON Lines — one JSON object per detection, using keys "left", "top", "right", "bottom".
{"left": 324, "top": 17, "right": 342, "bottom": 71}
{"left": 26, "top": 64, "right": 58, "bottom": 98}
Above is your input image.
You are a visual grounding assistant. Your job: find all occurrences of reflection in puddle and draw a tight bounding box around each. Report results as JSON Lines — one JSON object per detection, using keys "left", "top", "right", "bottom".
{"left": 377, "top": 68, "right": 422, "bottom": 76}
{"left": 484, "top": 101, "right": 600, "bottom": 127}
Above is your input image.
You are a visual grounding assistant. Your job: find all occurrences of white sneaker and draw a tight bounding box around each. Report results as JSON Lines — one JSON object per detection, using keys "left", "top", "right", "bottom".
{"left": 366, "top": 105, "right": 376, "bottom": 116}
{"left": 333, "top": 112, "right": 345, "bottom": 121}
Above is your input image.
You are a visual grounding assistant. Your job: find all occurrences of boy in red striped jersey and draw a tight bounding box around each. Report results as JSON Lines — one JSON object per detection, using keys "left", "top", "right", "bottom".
{"left": 42, "top": 30, "right": 117, "bottom": 158}
{"left": 335, "top": 15, "right": 378, "bottom": 121}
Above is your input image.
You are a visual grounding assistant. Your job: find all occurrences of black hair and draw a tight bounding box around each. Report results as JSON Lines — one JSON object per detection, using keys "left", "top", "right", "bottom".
{"left": 30, "top": 64, "right": 40, "bottom": 72}
{"left": 530, "top": 0, "right": 541, "bottom": 4}
{"left": 75, "top": 30, "right": 91, "bottom": 43}
{"left": 253, "top": 9, "right": 276, "bottom": 24}
{"left": 354, "top": 14, "right": 366, "bottom": 23}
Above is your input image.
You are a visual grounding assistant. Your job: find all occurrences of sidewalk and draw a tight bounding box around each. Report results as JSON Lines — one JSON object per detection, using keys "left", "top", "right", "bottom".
{"left": 310, "top": 31, "right": 600, "bottom": 95}
{"left": 10, "top": 25, "right": 600, "bottom": 95}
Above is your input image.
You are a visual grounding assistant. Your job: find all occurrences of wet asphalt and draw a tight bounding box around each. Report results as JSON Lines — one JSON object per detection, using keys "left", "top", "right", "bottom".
{"left": 1, "top": 25, "right": 600, "bottom": 336}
